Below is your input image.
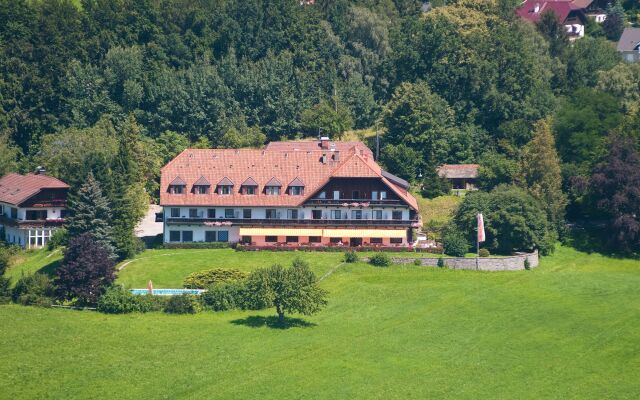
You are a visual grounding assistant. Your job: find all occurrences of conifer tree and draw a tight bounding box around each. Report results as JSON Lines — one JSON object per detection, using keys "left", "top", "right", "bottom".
{"left": 66, "top": 171, "right": 115, "bottom": 257}
{"left": 519, "top": 119, "right": 567, "bottom": 234}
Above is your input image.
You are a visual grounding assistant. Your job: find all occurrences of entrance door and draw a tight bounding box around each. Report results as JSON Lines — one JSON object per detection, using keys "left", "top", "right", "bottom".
{"left": 350, "top": 238, "right": 362, "bottom": 247}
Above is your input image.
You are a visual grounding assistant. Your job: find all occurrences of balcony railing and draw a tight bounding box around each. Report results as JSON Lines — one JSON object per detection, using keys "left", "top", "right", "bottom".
{"left": 0, "top": 214, "right": 65, "bottom": 227}
{"left": 166, "top": 217, "right": 418, "bottom": 227}
{"left": 304, "top": 198, "right": 402, "bottom": 206}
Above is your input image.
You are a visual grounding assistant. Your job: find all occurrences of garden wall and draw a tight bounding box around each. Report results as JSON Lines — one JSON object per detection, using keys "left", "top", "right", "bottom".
{"left": 391, "top": 251, "right": 539, "bottom": 271}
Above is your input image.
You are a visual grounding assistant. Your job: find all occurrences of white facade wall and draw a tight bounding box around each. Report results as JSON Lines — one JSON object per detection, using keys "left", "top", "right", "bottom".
{"left": 0, "top": 202, "right": 65, "bottom": 248}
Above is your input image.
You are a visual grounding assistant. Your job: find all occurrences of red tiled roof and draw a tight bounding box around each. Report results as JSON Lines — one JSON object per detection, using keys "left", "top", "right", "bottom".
{"left": 170, "top": 176, "right": 187, "bottom": 186}
{"left": 437, "top": 164, "right": 479, "bottom": 179}
{"left": 516, "top": 0, "right": 590, "bottom": 23}
{"left": 265, "top": 139, "right": 373, "bottom": 158}
{"left": 0, "top": 173, "right": 69, "bottom": 206}
{"left": 160, "top": 146, "right": 418, "bottom": 210}
{"left": 288, "top": 177, "right": 304, "bottom": 187}
{"left": 193, "top": 176, "right": 210, "bottom": 186}
{"left": 241, "top": 177, "right": 258, "bottom": 186}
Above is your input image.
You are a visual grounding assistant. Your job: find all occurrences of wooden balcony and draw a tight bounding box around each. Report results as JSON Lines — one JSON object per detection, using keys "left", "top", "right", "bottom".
{"left": 166, "top": 217, "right": 418, "bottom": 228}
{"left": 0, "top": 214, "right": 65, "bottom": 228}
{"left": 303, "top": 198, "right": 404, "bottom": 206}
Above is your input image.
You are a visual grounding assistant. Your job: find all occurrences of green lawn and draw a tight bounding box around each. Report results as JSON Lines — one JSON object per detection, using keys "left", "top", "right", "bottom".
{"left": 1, "top": 246, "right": 640, "bottom": 399}
{"left": 4, "top": 249, "right": 63, "bottom": 284}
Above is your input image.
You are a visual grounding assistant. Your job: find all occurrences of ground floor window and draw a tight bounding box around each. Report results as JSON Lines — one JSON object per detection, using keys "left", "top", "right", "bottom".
{"left": 309, "top": 236, "right": 321, "bottom": 243}
{"left": 182, "top": 231, "right": 193, "bottom": 242}
{"left": 241, "top": 235, "right": 252, "bottom": 244}
{"left": 330, "top": 237, "right": 341, "bottom": 244}
{"left": 390, "top": 237, "right": 403, "bottom": 244}
{"left": 169, "top": 231, "right": 180, "bottom": 242}
{"left": 286, "top": 236, "right": 298, "bottom": 243}
{"left": 265, "top": 236, "right": 277, "bottom": 243}
{"left": 218, "top": 230, "right": 229, "bottom": 242}
{"left": 205, "top": 231, "right": 216, "bottom": 242}
{"left": 370, "top": 237, "right": 383, "bottom": 244}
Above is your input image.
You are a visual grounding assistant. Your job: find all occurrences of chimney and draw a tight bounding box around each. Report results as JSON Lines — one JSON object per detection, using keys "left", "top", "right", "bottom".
{"left": 34, "top": 166, "right": 46, "bottom": 175}
{"left": 320, "top": 136, "right": 330, "bottom": 150}
{"left": 321, "top": 153, "right": 327, "bottom": 164}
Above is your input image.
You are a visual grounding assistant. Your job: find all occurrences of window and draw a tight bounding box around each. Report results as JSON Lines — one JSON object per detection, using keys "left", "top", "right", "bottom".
{"left": 332, "top": 210, "right": 342, "bottom": 220}
{"left": 287, "top": 209, "right": 298, "bottom": 219}
{"left": 290, "top": 186, "right": 303, "bottom": 196}
{"left": 333, "top": 190, "right": 340, "bottom": 200}
{"left": 170, "top": 185, "right": 185, "bottom": 194}
{"left": 11, "top": 208, "right": 18, "bottom": 219}
{"left": 351, "top": 210, "right": 362, "bottom": 220}
{"left": 194, "top": 185, "right": 208, "bottom": 194}
{"left": 330, "top": 237, "right": 341, "bottom": 244}
{"left": 390, "top": 237, "right": 403, "bottom": 244}
{"left": 372, "top": 191, "right": 378, "bottom": 200}
{"left": 219, "top": 185, "right": 232, "bottom": 195}
{"left": 0, "top": 205, "right": 3, "bottom": 215}
{"left": 189, "top": 208, "right": 198, "bottom": 218}
{"left": 60, "top": 209, "right": 68, "bottom": 218}
{"left": 217, "top": 230, "right": 229, "bottom": 242}
{"left": 286, "top": 236, "right": 299, "bottom": 243}
{"left": 241, "top": 236, "right": 252, "bottom": 244}
{"left": 352, "top": 190, "right": 360, "bottom": 199}
{"left": 370, "top": 237, "right": 383, "bottom": 244}
{"left": 380, "top": 191, "right": 387, "bottom": 200}
{"left": 309, "top": 236, "right": 321, "bottom": 243}
{"left": 225, "top": 209, "right": 235, "bottom": 218}
{"left": 266, "top": 186, "right": 281, "bottom": 195}
{"left": 318, "top": 191, "right": 326, "bottom": 199}
{"left": 243, "top": 209, "right": 252, "bottom": 219}
{"left": 392, "top": 211, "right": 403, "bottom": 220}
{"left": 26, "top": 210, "right": 47, "bottom": 220}
{"left": 171, "top": 208, "right": 180, "bottom": 218}
{"left": 207, "top": 209, "right": 216, "bottom": 218}
{"left": 266, "top": 209, "right": 277, "bottom": 219}
{"left": 312, "top": 210, "right": 322, "bottom": 220}
{"left": 205, "top": 231, "right": 216, "bottom": 242}
{"left": 182, "top": 231, "right": 193, "bottom": 242}
{"left": 169, "top": 231, "right": 180, "bottom": 242}
{"left": 373, "top": 210, "right": 383, "bottom": 220}
{"left": 244, "top": 186, "right": 256, "bottom": 195}
{"left": 265, "top": 236, "right": 278, "bottom": 243}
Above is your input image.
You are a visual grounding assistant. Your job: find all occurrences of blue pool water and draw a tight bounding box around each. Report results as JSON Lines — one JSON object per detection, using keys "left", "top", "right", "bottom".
{"left": 130, "top": 288, "right": 206, "bottom": 296}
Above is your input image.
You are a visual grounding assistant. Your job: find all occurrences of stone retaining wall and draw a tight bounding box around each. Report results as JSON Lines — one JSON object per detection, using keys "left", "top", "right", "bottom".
{"left": 390, "top": 250, "right": 539, "bottom": 271}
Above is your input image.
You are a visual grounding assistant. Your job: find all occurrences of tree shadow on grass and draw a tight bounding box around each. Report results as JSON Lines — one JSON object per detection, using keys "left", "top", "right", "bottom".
{"left": 230, "top": 315, "right": 316, "bottom": 330}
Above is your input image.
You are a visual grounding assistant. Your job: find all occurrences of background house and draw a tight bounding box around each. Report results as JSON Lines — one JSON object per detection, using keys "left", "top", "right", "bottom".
{"left": 437, "top": 164, "right": 479, "bottom": 195}
{"left": 517, "top": 0, "right": 596, "bottom": 40}
{"left": 617, "top": 28, "right": 640, "bottom": 63}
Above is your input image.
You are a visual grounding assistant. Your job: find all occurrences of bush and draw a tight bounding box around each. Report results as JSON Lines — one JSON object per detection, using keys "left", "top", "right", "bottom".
{"left": 442, "top": 228, "right": 469, "bottom": 257}
{"left": 12, "top": 273, "right": 55, "bottom": 306}
{"left": 344, "top": 251, "right": 358, "bottom": 263}
{"left": 413, "top": 258, "right": 421, "bottom": 266}
{"left": 183, "top": 268, "right": 248, "bottom": 289}
{"left": 47, "top": 228, "right": 68, "bottom": 250}
{"left": 0, "top": 277, "right": 11, "bottom": 304}
{"left": 137, "top": 294, "right": 168, "bottom": 312}
{"left": 369, "top": 253, "right": 391, "bottom": 267}
{"left": 0, "top": 245, "right": 16, "bottom": 275}
{"left": 97, "top": 286, "right": 140, "bottom": 314}
{"left": 524, "top": 258, "right": 531, "bottom": 270}
{"left": 164, "top": 294, "right": 200, "bottom": 314}
{"left": 437, "top": 257, "right": 445, "bottom": 268}
{"left": 201, "top": 281, "right": 246, "bottom": 311}
{"left": 478, "top": 248, "right": 490, "bottom": 257}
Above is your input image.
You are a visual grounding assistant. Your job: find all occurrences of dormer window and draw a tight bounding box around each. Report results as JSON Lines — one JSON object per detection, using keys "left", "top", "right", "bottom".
{"left": 217, "top": 177, "right": 234, "bottom": 195}
{"left": 241, "top": 177, "right": 258, "bottom": 195}
{"left": 288, "top": 177, "right": 305, "bottom": 196}
{"left": 169, "top": 176, "right": 187, "bottom": 194}
{"left": 193, "top": 176, "right": 210, "bottom": 194}
{"left": 264, "top": 177, "right": 282, "bottom": 196}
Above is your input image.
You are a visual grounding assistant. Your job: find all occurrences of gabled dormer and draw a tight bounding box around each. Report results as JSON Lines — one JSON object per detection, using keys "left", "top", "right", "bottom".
{"left": 217, "top": 177, "right": 234, "bottom": 195}
{"left": 192, "top": 176, "right": 210, "bottom": 194}
{"left": 169, "top": 176, "right": 187, "bottom": 194}
{"left": 241, "top": 177, "right": 258, "bottom": 195}
{"left": 264, "top": 177, "right": 282, "bottom": 195}
{"left": 287, "top": 177, "right": 305, "bottom": 196}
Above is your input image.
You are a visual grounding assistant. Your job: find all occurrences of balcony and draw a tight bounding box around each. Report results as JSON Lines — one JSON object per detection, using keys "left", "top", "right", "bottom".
{"left": 166, "top": 217, "right": 419, "bottom": 228}
{"left": 304, "top": 198, "right": 403, "bottom": 206}
{"left": 0, "top": 214, "right": 65, "bottom": 228}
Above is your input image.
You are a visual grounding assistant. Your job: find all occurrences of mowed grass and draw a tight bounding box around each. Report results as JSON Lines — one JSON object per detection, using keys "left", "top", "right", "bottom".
{"left": 4, "top": 249, "right": 63, "bottom": 284}
{"left": 1, "top": 246, "right": 640, "bottom": 399}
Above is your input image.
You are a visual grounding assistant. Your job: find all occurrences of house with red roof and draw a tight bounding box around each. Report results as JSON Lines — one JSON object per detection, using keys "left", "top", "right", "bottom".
{"left": 517, "top": 0, "right": 597, "bottom": 40}
{"left": 0, "top": 169, "right": 69, "bottom": 248}
{"left": 160, "top": 138, "right": 420, "bottom": 248}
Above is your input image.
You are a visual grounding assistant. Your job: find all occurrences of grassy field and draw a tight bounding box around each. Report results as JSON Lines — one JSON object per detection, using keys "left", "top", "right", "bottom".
{"left": 415, "top": 194, "right": 462, "bottom": 232}
{"left": 1, "top": 246, "right": 640, "bottom": 399}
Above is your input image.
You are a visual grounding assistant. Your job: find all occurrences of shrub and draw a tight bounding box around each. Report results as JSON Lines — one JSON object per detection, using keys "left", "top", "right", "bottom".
{"left": 12, "top": 273, "right": 55, "bottom": 306}
{"left": 164, "top": 294, "right": 200, "bottom": 314}
{"left": 183, "top": 268, "right": 248, "bottom": 289}
{"left": 97, "top": 286, "right": 140, "bottom": 314}
{"left": 442, "top": 228, "right": 469, "bottom": 257}
{"left": 137, "top": 294, "right": 168, "bottom": 312}
{"left": 344, "top": 251, "right": 358, "bottom": 263}
{"left": 479, "top": 248, "right": 490, "bottom": 257}
{"left": 524, "top": 258, "right": 531, "bottom": 270}
{"left": 413, "top": 259, "right": 421, "bottom": 266}
{"left": 47, "top": 228, "right": 68, "bottom": 250}
{"left": 201, "top": 281, "right": 246, "bottom": 311}
{"left": 0, "top": 245, "right": 15, "bottom": 275}
{"left": 437, "top": 257, "right": 445, "bottom": 268}
{"left": 369, "top": 253, "right": 391, "bottom": 267}
{"left": 0, "top": 277, "right": 11, "bottom": 304}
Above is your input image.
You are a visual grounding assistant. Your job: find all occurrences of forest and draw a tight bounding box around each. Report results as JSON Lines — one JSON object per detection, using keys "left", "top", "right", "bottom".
{"left": 1, "top": 0, "right": 640, "bottom": 255}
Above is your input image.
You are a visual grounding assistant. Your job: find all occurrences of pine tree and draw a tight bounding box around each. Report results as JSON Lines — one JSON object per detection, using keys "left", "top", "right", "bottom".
{"left": 519, "top": 119, "right": 567, "bottom": 234}
{"left": 602, "top": 0, "right": 625, "bottom": 41}
{"left": 66, "top": 171, "right": 115, "bottom": 257}
{"left": 110, "top": 114, "right": 148, "bottom": 259}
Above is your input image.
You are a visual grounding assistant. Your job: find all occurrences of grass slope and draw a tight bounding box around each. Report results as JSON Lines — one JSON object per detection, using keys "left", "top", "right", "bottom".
{"left": 1, "top": 246, "right": 639, "bottom": 399}
{"left": 4, "top": 249, "right": 63, "bottom": 284}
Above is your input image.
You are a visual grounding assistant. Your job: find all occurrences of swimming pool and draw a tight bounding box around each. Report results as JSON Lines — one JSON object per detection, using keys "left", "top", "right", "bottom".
{"left": 130, "top": 288, "right": 206, "bottom": 296}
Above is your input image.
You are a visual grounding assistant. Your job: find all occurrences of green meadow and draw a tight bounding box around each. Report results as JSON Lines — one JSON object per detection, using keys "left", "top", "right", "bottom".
{"left": 1, "top": 246, "right": 639, "bottom": 399}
